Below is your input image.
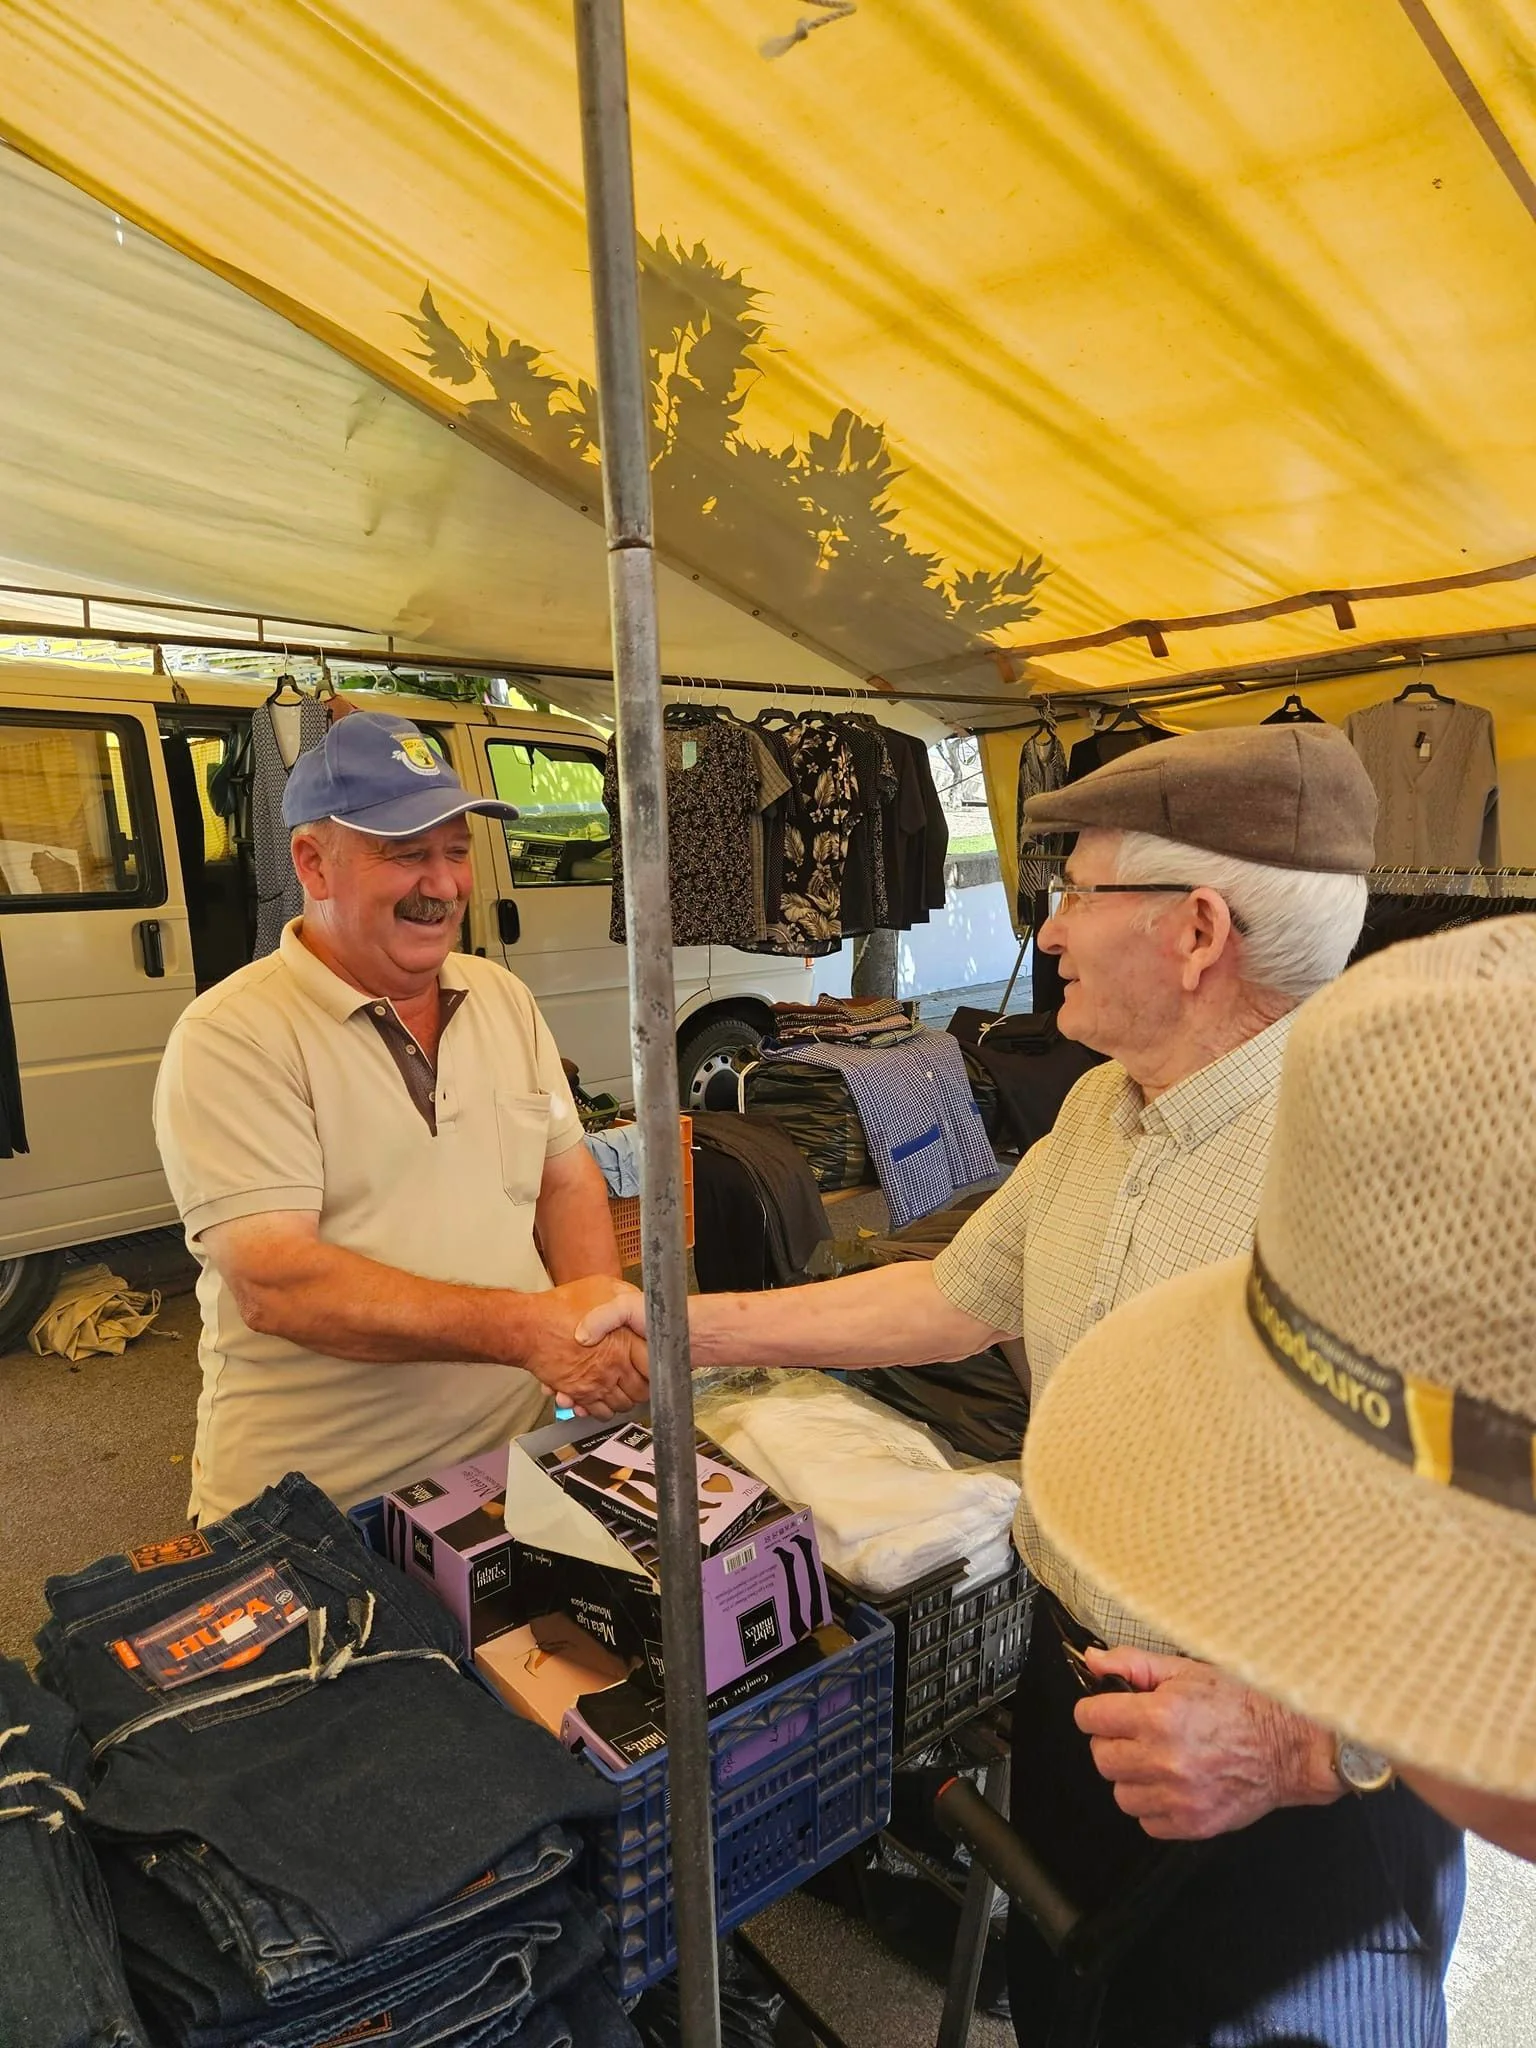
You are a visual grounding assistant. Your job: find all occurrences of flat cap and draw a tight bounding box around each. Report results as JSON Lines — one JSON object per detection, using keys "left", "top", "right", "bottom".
{"left": 1023, "top": 724, "right": 1376, "bottom": 874}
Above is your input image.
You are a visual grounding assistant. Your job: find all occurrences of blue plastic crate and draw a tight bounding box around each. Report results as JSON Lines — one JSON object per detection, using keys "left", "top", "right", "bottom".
{"left": 589, "top": 1602, "right": 894, "bottom": 1994}
{"left": 347, "top": 1496, "right": 896, "bottom": 1996}
{"left": 347, "top": 1495, "right": 388, "bottom": 1556}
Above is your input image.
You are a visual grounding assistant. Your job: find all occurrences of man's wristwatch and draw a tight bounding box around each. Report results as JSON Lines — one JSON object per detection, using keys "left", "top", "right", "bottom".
{"left": 1333, "top": 1735, "right": 1396, "bottom": 1795}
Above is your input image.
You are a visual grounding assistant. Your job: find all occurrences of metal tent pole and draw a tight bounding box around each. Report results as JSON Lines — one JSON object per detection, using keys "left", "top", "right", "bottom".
{"left": 572, "top": 5, "right": 723, "bottom": 2043}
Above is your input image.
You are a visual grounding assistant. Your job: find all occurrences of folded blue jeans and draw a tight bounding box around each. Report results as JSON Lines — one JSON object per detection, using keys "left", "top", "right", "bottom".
{"left": 108, "top": 1835, "right": 579, "bottom": 2026}
{"left": 138, "top": 1901, "right": 576, "bottom": 2048}
{"left": 520, "top": 1973, "right": 643, "bottom": 2048}
{"left": 115, "top": 1871, "right": 615, "bottom": 2048}
{"left": 0, "top": 1658, "right": 149, "bottom": 2048}
{"left": 38, "top": 1474, "right": 616, "bottom": 1966}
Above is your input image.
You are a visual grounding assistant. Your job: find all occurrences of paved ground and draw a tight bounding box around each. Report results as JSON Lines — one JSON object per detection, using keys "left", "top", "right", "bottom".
{"left": 916, "top": 976, "right": 1033, "bottom": 1028}
{"left": 0, "top": 1234, "right": 202, "bottom": 1665}
{"left": 4, "top": 1231, "right": 1535, "bottom": 2043}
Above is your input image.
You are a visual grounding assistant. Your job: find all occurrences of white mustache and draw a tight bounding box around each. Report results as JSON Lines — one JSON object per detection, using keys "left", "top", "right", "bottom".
{"left": 394, "top": 891, "right": 461, "bottom": 925}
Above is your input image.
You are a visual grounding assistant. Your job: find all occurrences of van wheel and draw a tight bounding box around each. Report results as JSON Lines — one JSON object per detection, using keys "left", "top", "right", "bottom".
{"left": 677, "top": 1015, "right": 764, "bottom": 1115}
{"left": 0, "top": 1249, "right": 65, "bottom": 1358}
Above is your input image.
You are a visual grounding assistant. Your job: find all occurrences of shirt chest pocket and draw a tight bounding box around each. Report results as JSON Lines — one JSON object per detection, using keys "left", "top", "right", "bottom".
{"left": 495, "top": 1091, "right": 551, "bottom": 1206}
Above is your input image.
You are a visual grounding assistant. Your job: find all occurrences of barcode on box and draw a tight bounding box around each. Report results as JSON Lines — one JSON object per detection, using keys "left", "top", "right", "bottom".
{"left": 722, "top": 1541, "right": 757, "bottom": 1575}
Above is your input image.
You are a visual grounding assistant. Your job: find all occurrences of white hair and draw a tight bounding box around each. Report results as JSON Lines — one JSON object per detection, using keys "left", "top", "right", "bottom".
{"left": 1112, "top": 830, "right": 1367, "bottom": 1002}
{"left": 290, "top": 818, "right": 344, "bottom": 856}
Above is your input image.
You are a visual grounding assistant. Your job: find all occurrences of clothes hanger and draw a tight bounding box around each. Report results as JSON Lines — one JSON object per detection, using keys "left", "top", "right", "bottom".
{"left": 1393, "top": 656, "right": 1453, "bottom": 707}
{"left": 264, "top": 646, "right": 309, "bottom": 707}
{"left": 1096, "top": 702, "right": 1157, "bottom": 733}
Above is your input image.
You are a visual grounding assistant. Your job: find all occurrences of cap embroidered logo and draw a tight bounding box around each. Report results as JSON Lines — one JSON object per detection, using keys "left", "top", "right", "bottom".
{"left": 392, "top": 734, "right": 442, "bottom": 777}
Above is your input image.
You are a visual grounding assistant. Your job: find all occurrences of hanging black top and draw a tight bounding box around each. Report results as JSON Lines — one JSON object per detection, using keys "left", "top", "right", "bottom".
{"left": 834, "top": 715, "right": 898, "bottom": 935}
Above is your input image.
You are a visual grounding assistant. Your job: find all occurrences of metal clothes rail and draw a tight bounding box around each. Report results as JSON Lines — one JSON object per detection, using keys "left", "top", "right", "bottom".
{"left": 1367, "top": 866, "right": 1536, "bottom": 894}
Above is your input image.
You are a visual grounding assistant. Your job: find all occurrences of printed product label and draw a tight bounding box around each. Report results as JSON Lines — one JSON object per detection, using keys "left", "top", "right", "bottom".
{"left": 395, "top": 1478, "right": 448, "bottom": 1509}
{"left": 411, "top": 1527, "right": 436, "bottom": 1577}
{"left": 736, "top": 1598, "right": 784, "bottom": 1666}
{"left": 112, "top": 1564, "right": 309, "bottom": 1690}
{"left": 315, "top": 2015, "right": 393, "bottom": 2047}
{"left": 128, "top": 1531, "right": 212, "bottom": 1573}
{"left": 569, "top": 1595, "right": 620, "bottom": 1651}
{"left": 470, "top": 1544, "right": 513, "bottom": 1602}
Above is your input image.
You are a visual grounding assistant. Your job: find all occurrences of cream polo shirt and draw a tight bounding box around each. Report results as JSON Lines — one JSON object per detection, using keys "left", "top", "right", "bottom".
{"left": 932, "top": 1016, "right": 1292, "bottom": 1653}
{"left": 153, "top": 920, "right": 586, "bottom": 1524}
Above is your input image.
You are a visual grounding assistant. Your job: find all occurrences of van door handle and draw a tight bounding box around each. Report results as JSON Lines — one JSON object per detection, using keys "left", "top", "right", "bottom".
{"left": 497, "top": 899, "right": 521, "bottom": 946}
{"left": 136, "top": 919, "right": 165, "bottom": 978}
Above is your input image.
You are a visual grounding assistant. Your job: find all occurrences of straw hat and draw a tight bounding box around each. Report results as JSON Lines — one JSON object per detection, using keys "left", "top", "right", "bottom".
{"left": 1023, "top": 915, "right": 1536, "bottom": 1796}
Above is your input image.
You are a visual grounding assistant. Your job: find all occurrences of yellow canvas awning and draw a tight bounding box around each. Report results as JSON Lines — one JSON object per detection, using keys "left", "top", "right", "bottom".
{"left": 0, "top": 145, "right": 868, "bottom": 723}
{"left": 3, "top": 2, "right": 1536, "bottom": 706}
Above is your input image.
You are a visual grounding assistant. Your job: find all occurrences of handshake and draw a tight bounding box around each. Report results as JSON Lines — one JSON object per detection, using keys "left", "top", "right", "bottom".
{"left": 524, "top": 1276, "right": 652, "bottom": 1419}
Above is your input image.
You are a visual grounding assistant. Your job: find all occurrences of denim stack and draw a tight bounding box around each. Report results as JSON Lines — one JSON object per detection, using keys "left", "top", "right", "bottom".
{"left": 35, "top": 1474, "right": 640, "bottom": 2048}
{"left": 0, "top": 1658, "right": 149, "bottom": 2048}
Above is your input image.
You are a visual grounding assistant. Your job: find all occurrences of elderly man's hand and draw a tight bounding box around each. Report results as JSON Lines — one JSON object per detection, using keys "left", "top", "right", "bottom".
{"left": 1074, "top": 1646, "right": 1341, "bottom": 1840}
{"left": 552, "top": 1289, "right": 651, "bottom": 1418}
{"left": 574, "top": 1290, "right": 649, "bottom": 1348}
{"left": 523, "top": 1276, "right": 649, "bottom": 1418}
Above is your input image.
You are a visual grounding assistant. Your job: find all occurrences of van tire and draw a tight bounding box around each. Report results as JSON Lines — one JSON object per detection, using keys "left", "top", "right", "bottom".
{"left": 676, "top": 1014, "right": 764, "bottom": 1115}
{"left": 0, "top": 1249, "right": 65, "bottom": 1358}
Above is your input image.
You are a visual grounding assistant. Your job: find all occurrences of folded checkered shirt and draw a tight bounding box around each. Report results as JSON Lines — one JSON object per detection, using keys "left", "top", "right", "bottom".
{"left": 759, "top": 1028, "right": 997, "bottom": 1230}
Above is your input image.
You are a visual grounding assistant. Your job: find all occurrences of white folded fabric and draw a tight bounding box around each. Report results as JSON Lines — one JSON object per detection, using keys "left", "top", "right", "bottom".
{"left": 695, "top": 1373, "right": 1020, "bottom": 1596}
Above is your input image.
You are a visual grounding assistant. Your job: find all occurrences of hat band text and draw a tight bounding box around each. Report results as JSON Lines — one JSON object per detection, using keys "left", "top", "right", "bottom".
{"left": 1247, "top": 1250, "right": 1536, "bottom": 1517}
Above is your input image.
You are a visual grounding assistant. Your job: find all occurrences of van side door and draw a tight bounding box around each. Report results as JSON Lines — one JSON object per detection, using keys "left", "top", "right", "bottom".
{"left": 0, "top": 699, "right": 193, "bottom": 1257}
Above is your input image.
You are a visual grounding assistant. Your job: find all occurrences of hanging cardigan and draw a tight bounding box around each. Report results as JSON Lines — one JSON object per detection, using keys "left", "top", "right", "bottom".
{"left": 1343, "top": 697, "right": 1499, "bottom": 868}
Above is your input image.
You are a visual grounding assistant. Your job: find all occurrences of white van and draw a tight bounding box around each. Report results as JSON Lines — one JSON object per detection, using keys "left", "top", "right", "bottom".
{"left": 0, "top": 663, "right": 811, "bottom": 1349}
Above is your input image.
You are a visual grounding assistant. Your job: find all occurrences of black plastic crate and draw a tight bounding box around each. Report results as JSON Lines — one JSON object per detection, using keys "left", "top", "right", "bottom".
{"left": 835, "top": 1551, "right": 1035, "bottom": 1759}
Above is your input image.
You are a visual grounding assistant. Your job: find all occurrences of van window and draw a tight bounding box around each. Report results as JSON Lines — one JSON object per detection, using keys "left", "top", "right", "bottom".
{"left": 0, "top": 713, "right": 159, "bottom": 909}
{"left": 487, "top": 741, "right": 612, "bottom": 887}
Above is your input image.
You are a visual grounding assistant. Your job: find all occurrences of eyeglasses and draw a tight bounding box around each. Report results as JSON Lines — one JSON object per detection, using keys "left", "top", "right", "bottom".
{"left": 1044, "top": 882, "right": 1193, "bottom": 920}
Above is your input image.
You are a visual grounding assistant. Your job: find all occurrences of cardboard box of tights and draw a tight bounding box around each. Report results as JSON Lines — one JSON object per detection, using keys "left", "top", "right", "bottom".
{"left": 474, "top": 1609, "right": 852, "bottom": 1772}
{"left": 505, "top": 1413, "right": 832, "bottom": 1715}
{"left": 383, "top": 1450, "right": 517, "bottom": 1652}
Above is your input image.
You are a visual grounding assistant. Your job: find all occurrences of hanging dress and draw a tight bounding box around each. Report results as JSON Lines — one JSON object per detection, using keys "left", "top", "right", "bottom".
{"left": 251, "top": 697, "right": 330, "bottom": 958}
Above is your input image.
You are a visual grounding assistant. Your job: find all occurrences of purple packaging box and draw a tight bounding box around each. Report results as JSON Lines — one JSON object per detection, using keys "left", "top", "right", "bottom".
{"left": 560, "top": 1625, "right": 852, "bottom": 1775}
{"left": 383, "top": 1449, "right": 517, "bottom": 1652}
{"left": 545, "top": 1420, "right": 768, "bottom": 1554}
{"left": 507, "top": 1414, "right": 832, "bottom": 1709}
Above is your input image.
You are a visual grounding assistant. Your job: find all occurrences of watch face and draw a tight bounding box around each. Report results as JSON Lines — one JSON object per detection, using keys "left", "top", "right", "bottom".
{"left": 1337, "top": 1740, "right": 1395, "bottom": 1794}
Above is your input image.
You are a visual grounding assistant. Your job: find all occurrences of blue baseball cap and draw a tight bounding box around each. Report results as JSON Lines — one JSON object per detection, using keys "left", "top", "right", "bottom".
{"left": 282, "top": 713, "right": 518, "bottom": 837}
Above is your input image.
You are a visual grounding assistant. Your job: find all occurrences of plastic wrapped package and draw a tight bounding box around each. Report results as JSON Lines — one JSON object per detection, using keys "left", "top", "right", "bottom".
{"left": 693, "top": 1373, "right": 1019, "bottom": 1597}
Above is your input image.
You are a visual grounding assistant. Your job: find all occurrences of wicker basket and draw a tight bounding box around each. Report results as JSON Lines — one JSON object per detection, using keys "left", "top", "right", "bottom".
{"left": 608, "top": 1115, "right": 694, "bottom": 1268}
